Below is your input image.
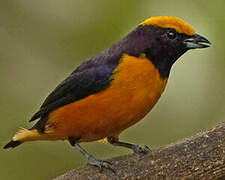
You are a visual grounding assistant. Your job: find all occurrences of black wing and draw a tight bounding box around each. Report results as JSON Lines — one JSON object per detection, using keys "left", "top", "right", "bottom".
{"left": 30, "top": 62, "right": 116, "bottom": 123}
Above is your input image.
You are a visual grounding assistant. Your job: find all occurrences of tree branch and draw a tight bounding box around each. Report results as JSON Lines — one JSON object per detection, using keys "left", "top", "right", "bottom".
{"left": 53, "top": 122, "right": 225, "bottom": 180}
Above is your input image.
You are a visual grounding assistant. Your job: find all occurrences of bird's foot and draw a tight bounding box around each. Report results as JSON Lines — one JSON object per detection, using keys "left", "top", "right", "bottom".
{"left": 87, "top": 155, "right": 115, "bottom": 173}
{"left": 132, "top": 145, "right": 151, "bottom": 155}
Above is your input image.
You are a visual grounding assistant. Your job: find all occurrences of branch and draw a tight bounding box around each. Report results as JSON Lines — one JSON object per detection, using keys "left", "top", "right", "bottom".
{"left": 53, "top": 122, "right": 225, "bottom": 180}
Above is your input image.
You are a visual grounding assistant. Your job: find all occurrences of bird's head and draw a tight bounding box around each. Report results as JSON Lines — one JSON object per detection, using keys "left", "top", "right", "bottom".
{"left": 121, "top": 16, "right": 211, "bottom": 78}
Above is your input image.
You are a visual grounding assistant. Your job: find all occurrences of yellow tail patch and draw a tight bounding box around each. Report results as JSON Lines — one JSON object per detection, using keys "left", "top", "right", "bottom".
{"left": 13, "top": 128, "right": 40, "bottom": 142}
{"left": 12, "top": 127, "right": 65, "bottom": 142}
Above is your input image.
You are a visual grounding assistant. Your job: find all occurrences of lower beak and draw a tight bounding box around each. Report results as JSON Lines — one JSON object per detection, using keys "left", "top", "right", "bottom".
{"left": 183, "top": 34, "right": 211, "bottom": 49}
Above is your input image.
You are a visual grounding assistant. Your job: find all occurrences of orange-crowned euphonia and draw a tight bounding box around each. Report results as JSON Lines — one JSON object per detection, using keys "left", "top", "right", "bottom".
{"left": 4, "top": 16, "right": 211, "bottom": 170}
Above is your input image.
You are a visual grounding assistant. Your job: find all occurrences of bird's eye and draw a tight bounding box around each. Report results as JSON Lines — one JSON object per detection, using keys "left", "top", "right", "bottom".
{"left": 167, "top": 30, "right": 177, "bottom": 39}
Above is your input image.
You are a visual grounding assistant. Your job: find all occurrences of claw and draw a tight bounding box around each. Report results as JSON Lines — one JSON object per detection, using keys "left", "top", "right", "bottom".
{"left": 87, "top": 156, "right": 115, "bottom": 173}
{"left": 133, "top": 145, "right": 151, "bottom": 154}
{"left": 72, "top": 143, "right": 116, "bottom": 173}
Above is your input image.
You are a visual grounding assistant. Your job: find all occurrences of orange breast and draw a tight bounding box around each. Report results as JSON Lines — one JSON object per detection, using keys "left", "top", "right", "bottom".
{"left": 46, "top": 54, "right": 168, "bottom": 141}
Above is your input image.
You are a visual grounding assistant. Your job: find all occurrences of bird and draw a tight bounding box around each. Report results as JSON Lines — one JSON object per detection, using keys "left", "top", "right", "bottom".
{"left": 4, "top": 16, "right": 210, "bottom": 170}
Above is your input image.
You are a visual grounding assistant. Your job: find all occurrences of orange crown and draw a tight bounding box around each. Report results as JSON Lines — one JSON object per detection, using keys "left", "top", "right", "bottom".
{"left": 140, "top": 16, "right": 195, "bottom": 36}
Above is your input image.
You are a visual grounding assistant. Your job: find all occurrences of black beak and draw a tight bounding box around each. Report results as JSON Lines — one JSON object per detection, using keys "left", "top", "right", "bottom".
{"left": 183, "top": 34, "right": 211, "bottom": 49}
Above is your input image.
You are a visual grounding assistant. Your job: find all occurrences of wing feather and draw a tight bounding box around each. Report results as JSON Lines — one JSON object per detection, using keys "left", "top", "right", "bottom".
{"left": 30, "top": 64, "right": 115, "bottom": 122}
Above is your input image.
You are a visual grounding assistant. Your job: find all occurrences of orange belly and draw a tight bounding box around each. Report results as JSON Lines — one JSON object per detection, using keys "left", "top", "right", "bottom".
{"left": 46, "top": 54, "right": 168, "bottom": 141}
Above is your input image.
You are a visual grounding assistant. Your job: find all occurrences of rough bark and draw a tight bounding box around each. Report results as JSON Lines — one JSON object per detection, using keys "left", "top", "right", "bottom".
{"left": 53, "top": 122, "right": 225, "bottom": 180}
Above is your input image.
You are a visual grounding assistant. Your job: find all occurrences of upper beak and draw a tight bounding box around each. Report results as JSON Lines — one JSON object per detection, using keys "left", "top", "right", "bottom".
{"left": 183, "top": 34, "right": 211, "bottom": 49}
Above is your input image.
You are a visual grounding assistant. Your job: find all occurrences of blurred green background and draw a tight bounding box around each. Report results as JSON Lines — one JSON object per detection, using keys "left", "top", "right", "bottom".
{"left": 1, "top": 0, "right": 224, "bottom": 179}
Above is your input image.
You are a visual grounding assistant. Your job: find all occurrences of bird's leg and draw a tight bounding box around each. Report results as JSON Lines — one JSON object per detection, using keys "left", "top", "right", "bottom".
{"left": 108, "top": 136, "right": 151, "bottom": 154}
{"left": 68, "top": 137, "right": 113, "bottom": 171}
{"left": 73, "top": 143, "right": 113, "bottom": 169}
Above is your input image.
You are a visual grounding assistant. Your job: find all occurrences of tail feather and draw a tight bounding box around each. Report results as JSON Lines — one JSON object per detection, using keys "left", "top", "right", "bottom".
{"left": 3, "top": 140, "right": 22, "bottom": 149}
{"left": 3, "top": 128, "right": 63, "bottom": 150}
{"left": 3, "top": 128, "right": 41, "bottom": 149}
